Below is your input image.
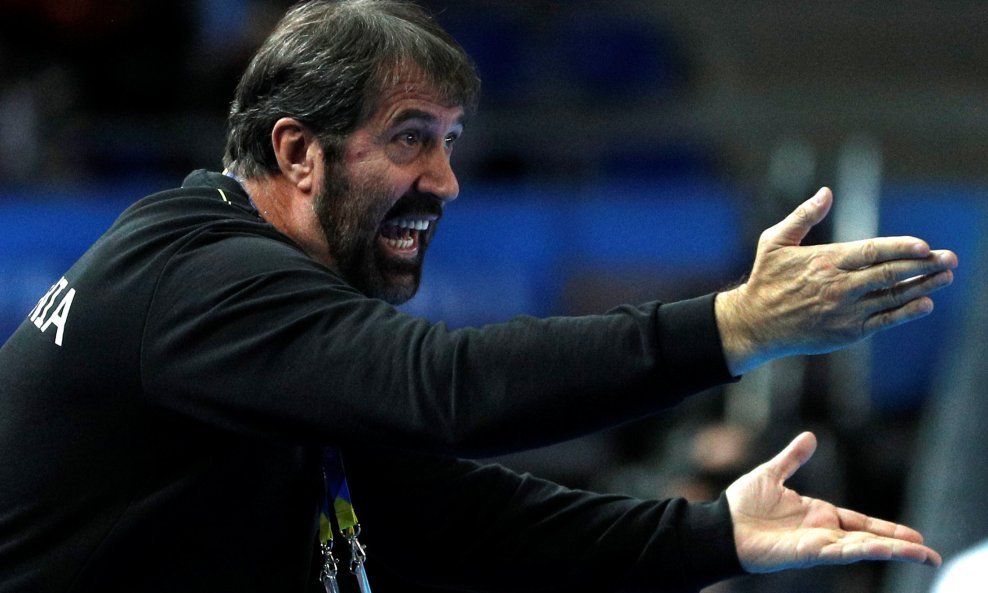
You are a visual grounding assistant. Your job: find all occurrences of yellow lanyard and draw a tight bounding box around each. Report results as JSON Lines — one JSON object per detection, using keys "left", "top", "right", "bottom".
{"left": 321, "top": 448, "right": 371, "bottom": 593}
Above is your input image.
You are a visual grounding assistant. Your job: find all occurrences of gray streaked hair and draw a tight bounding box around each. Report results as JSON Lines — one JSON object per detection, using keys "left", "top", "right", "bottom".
{"left": 223, "top": 0, "right": 480, "bottom": 178}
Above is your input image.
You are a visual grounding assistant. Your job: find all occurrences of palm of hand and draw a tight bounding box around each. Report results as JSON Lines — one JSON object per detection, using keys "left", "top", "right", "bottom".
{"left": 725, "top": 432, "right": 941, "bottom": 574}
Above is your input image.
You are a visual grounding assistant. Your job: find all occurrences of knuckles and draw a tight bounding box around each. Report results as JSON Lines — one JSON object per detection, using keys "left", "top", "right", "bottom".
{"left": 859, "top": 241, "right": 879, "bottom": 266}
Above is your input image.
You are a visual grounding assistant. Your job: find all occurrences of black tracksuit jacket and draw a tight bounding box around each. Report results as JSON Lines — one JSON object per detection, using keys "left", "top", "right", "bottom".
{"left": 0, "top": 170, "right": 742, "bottom": 592}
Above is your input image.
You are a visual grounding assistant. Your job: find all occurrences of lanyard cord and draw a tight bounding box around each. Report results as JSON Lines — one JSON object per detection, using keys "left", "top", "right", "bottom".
{"left": 322, "top": 448, "right": 360, "bottom": 538}
{"left": 221, "top": 167, "right": 262, "bottom": 214}
{"left": 212, "top": 174, "right": 369, "bottom": 590}
{"left": 212, "top": 177, "right": 370, "bottom": 591}
{"left": 321, "top": 448, "right": 371, "bottom": 593}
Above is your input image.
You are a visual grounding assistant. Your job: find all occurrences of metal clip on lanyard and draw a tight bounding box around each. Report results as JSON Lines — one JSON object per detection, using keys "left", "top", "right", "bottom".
{"left": 321, "top": 448, "right": 372, "bottom": 593}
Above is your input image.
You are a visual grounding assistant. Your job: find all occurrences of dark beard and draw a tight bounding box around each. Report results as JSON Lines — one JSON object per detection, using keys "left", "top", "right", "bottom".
{"left": 313, "top": 162, "right": 436, "bottom": 305}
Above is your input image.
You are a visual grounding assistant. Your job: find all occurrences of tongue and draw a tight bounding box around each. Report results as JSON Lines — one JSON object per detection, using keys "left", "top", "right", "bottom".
{"left": 379, "top": 224, "right": 420, "bottom": 255}
{"left": 380, "top": 225, "right": 413, "bottom": 240}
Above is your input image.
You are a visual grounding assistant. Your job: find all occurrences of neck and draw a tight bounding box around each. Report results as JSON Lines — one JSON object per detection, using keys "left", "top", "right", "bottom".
{"left": 243, "top": 176, "right": 337, "bottom": 270}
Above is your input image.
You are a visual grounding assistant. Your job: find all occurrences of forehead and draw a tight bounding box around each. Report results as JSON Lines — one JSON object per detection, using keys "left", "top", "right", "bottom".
{"left": 365, "top": 70, "right": 465, "bottom": 128}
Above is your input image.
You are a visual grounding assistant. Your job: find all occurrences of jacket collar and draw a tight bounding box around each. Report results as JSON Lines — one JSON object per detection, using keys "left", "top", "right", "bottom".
{"left": 181, "top": 169, "right": 257, "bottom": 212}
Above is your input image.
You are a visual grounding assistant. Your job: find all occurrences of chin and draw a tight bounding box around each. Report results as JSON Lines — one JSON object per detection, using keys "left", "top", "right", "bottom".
{"left": 376, "top": 286, "right": 418, "bottom": 305}
{"left": 369, "top": 274, "right": 420, "bottom": 305}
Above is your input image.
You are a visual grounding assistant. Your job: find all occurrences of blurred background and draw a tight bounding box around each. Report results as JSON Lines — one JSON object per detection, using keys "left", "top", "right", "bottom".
{"left": 2, "top": 1, "right": 987, "bottom": 591}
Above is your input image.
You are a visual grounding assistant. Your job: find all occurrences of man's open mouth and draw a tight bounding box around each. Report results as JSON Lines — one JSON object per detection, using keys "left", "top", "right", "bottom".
{"left": 377, "top": 215, "right": 438, "bottom": 257}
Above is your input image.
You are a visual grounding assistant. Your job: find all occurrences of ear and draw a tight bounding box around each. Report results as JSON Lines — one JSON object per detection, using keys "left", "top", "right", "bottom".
{"left": 271, "top": 117, "right": 323, "bottom": 195}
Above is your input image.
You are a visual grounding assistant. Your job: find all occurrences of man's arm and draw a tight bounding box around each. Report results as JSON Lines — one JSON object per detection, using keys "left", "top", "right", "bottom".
{"left": 345, "top": 433, "right": 939, "bottom": 593}
{"left": 344, "top": 447, "right": 744, "bottom": 593}
{"left": 141, "top": 187, "right": 956, "bottom": 457}
{"left": 715, "top": 187, "right": 957, "bottom": 376}
{"left": 142, "top": 228, "right": 735, "bottom": 457}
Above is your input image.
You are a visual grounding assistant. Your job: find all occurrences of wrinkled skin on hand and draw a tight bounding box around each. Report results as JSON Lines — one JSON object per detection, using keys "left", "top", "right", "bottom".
{"left": 716, "top": 187, "right": 958, "bottom": 376}
{"left": 726, "top": 432, "right": 942, "bottom": 573}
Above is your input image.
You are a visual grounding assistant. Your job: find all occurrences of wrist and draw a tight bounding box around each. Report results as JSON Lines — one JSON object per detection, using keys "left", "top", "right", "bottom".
{"left": 715, "top": 287, "right": 761, "bottom": 376}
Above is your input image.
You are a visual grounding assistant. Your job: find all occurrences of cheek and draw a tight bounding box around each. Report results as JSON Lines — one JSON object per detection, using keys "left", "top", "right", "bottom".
{"left": 359, "top": 169, "right": 407, "bottom": 206}
{"left": 347, "top": 157, "right": 391, "bottom": 192}
{"left": 347, "top": 148, "right": 373, "bottom": 165}
{"left": 348, "top": 180, "right": 401, "bottom": 232}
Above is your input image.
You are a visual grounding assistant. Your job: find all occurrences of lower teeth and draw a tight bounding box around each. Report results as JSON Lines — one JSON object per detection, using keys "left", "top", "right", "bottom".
{"left": 385, "top": 237, "right": 414, "bottom": 250}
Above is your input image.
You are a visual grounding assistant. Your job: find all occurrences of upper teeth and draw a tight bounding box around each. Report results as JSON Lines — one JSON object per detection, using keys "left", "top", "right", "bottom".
{"left": 392, "top": 218, "right": 430, "bottom": 231}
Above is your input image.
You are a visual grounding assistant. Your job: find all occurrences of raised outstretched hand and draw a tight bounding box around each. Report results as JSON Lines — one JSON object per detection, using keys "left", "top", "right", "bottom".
{"left": 725, "top": 432, "right": 941, "bottom": 573}
{"left": 716, "top": 187, "right": 958, "bottom": 375}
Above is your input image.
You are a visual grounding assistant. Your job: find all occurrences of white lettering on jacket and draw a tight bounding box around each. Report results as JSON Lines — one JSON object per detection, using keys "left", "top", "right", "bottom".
{"left": 28, "top": 276, "right": 77, "bottom": 347}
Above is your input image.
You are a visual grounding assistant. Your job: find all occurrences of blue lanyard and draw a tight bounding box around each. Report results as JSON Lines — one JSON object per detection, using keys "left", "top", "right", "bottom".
{"left": 215, "top": 173, "right": 371, "bottom": 592}
{"left": 321, "top": 448, "right": 372, "bottom": 593}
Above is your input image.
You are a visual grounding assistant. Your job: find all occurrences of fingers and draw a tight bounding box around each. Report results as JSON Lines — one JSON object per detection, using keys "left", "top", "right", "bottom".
{"left": 763, "top": 432, "right": 817, "bottom": 481}
{"left": 836, "top": 508, "right": 925, "bottom": 543}
{"left": 817, "top": 532, "right": 943, "bottom": 567}
{"left": 858, "top": 273, "right": 952, "bottom": 334}
{"left": 869, "top": 265, "right": 955, "bottom": 303}
{"left": 761, "top": 188, "right": 833, "bottom": 248}
{"left": 846, "top": 250, "right": 957, "bottom": 296}
{"left": 818, "top": 508, "right": 941, "bottom": 567}
{"left": 834, "top": 237, "right": 933, "bottom": 270}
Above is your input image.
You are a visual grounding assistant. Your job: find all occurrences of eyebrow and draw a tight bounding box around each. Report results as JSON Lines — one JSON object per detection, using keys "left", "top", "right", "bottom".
{"left": 390, "top": 108, "right": 466, "bottom": 129}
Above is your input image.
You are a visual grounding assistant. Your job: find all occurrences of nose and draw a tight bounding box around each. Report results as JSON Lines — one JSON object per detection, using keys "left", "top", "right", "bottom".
{"left": 415, "top": 149, "right": 459, "bottom": 202}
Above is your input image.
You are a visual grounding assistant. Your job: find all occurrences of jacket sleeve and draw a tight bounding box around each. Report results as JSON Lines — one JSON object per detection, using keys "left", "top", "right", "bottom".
{"left": 141, "top": 230, "right": 736, "bottom": 457}
{"left": 344, "top": 447, "right": 745, "bottom": 592}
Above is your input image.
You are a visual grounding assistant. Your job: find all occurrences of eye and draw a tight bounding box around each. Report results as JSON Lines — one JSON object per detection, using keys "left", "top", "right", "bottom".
{"left": 396, "top": 130, "right": 421, "bottom": 146}
{"left": 443, "top": 133, "right": 459, "bottom": 150}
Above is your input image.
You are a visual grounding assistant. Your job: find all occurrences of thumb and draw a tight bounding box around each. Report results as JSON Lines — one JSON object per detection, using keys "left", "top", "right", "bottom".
{"left": 764, "top": 431, "right": 817, "bottom": 482}
{"left": 762, "top": 187, "right": 833, "bottom": 248}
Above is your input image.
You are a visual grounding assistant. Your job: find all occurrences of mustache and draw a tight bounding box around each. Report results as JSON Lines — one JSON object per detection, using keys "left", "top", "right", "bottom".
{"left": 382, "top": 192, "right": 444, "bottom": 221}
